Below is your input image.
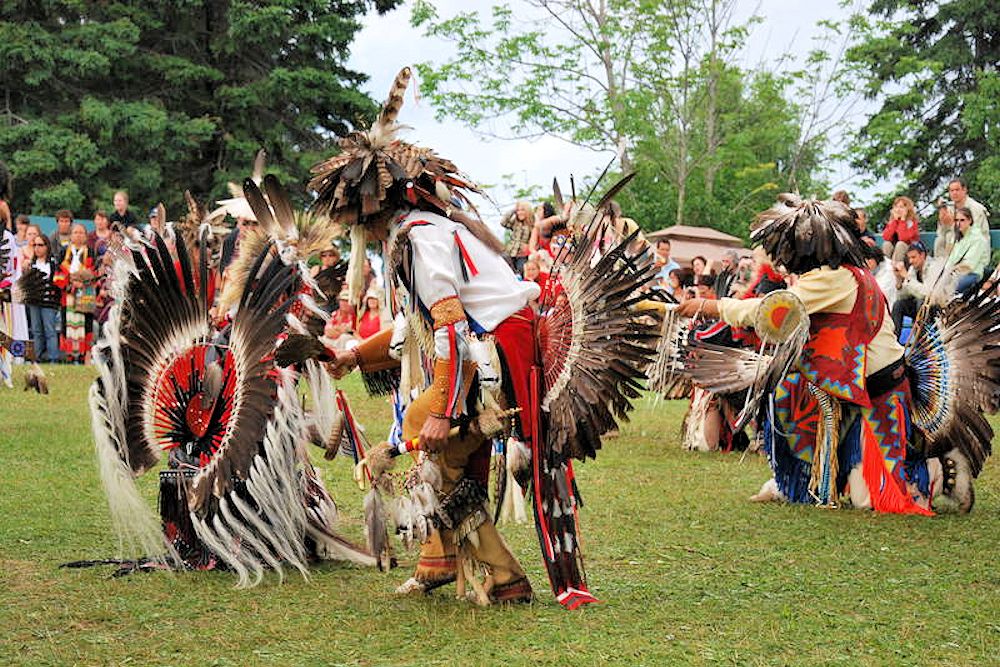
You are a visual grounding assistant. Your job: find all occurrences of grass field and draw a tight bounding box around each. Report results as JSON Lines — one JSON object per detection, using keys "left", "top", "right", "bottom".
{"left": 0, "top": 364, "right": 998, "bottom": 666}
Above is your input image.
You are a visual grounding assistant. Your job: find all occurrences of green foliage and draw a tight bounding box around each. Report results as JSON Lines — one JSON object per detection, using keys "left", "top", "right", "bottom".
{"left": 0, "top": 0, "right": 399, "bottom": 217}
{"left": 620, "top": 67, "right": 816, "bottom": 238}
{"left": 847, "top": 0, "right": 1000, "bottom": 221}
{"left": 411, "top": 1, "right": 825, "bottom": 238}
{"left": 1, "top": 365, "right": 999, "bottom": 665}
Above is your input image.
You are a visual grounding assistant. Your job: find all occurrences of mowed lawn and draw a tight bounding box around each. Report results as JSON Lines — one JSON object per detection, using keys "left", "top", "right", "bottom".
{"left": 0, "top": 365, "right": 997, "bottom": 667}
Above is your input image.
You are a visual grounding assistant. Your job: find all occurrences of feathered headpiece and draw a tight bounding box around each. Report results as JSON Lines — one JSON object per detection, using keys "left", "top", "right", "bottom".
{"left": 751, "top": 193, "right": 864, "bottom": 274}
{"left": 209, "top": 149, "right": 268, "bottom": 222}
{"left": 309, "top": 66, "right": 501, "bottom": 305}
{"left": 308, "top": 67, "right": 482, "bottom": 226}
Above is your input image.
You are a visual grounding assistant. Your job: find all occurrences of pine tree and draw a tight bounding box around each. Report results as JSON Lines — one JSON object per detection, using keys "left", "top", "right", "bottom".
{"left": 0, "top": 0, "right": 398, "bottom": 215}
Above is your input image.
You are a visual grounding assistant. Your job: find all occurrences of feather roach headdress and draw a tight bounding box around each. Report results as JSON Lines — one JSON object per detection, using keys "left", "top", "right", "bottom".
{"left": 751, "top": 193, "right": 864, "bottom": 274}
{"left": 309, "top": 67, "right": 501, "bottom": 304}
{"left": 309, "top": 67, "right": 481, "bottom": 227}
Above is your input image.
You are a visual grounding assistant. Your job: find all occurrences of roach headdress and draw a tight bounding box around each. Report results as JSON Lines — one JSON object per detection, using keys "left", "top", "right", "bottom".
{"left": 308, "top": 67, "right": 501, "bottom": 305}
{"left": 309, "top": 67, "right": 480, "bottom": 227}
{"left": 751, "top": 193, "right": 864, "bottom": 274}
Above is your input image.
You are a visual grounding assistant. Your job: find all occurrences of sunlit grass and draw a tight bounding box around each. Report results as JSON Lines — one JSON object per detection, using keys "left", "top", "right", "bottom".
{"left": 0, "top": 364, "right": 997, "bottom": 666}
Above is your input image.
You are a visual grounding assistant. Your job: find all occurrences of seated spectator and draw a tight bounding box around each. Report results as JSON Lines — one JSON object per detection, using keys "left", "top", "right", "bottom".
{"left": 696, "top": 275, "right": 717, "bottom": 300}
{"left": 891, "top": 242, "right": 943, "bottom": 339}
{"left": 712, "top": 250, "right": 739, "bottom": 298}
{"left": 863, "top": 244, "right": 896, "bottom": 308}
{"left": 729, "top": 256, "right": 754, "bottom": 298}
{"left": 947, "top": 206, "right": 991, "bottom": 295}
{"left": 691, "top": 255, "right": 711, "bottom": 279}
{"left": 654, "top": 238, "right": 680, "bottom": 280}
{"left": 881, "top": 196, "right": 921, "bottom": 262}
{"left": 324, "top": 289, "right": 358, "bottom": 350}
{"left": 356, "top": 287, "right": 389, "bottom": 340}
{"left": 26, "top": 235, "right": 62, "bottom": 363}
{"left": 662, "top": 268, "right": 682, "bottom": 299}
{"left": 854, "top": 207, "right": 877, "bottom": 247}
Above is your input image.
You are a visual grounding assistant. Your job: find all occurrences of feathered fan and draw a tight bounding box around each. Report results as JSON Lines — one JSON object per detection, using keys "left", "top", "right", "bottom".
{"left": 531, "top": 176, "right": 661, "bottom": 608}
{"left": 13, "top": 267, "right": 62, "bottom": 309}
{"left": 90, "top": 230, "right": 373, "bottom": 580}
{"left": 905, "top": 288, "right": 1000, "bottom": 479}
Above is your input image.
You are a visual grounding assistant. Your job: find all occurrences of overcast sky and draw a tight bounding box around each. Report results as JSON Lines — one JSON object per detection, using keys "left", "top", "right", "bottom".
{"left": 347, "top": 0, "right": 872, "bottom": 223}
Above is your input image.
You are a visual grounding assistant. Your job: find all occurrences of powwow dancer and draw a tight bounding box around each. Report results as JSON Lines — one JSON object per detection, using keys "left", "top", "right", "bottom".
{"left": 287, "top": 67, "right": 659, "bottom": 607}
{"left": 80, "top": 190, "right": 375, "bottom": 581}
{"left": 676, "top": 194, "right": 997, "bottom": 514}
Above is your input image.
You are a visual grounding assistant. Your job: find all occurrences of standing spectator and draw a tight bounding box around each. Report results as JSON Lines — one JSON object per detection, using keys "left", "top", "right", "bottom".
{"left": 109, "top": 190, "right": 139, "bottom": 232}
{"left": 654, "top": 239, "right": 680, "bottom": 281}
{"left": 881, "top": 196, "right": 921, "bottom": 262}
{"left": 20, "top": 224, "right": 41, "bottom": 265}
{"left": 946, "top": 206, "right": 991, "bottom": 295}
{"left": 696, "top": 275, "right": 717, "bottom": 300}
{"left": 57, "top": 223, "right": 96, "bottom": 363}
{"left": 0, "top": 161, "right": 10, "bottom": 232}
{"left": 88, "top": 210, "right": 114, "bottom": 260}
{"left": 26, "top": 235, "right": 62, "bottom": 363}
{"left": 691, "top": 255, "right": 710, "bottom": 278}
{"left": 310, "top": 245, "right": 341, "bottom": 278}
{"left": 13, "top": 214, "right": 30, "bottom": 253}
{"left": 49, "top": 209, "right": 73, "bottom": 256}
{"left": 0, "top": 223, "right": 14, "bottom": 386}
{"left": 891, "top": 242, "right": 943, "bottom": 339}
{"left": 500, "top": 201, "right": 534, "bottom": 273}
{"left": 854, "top": 207, "right": 877, "bottom": 247}
{"left": 712, "top": 250, "right": 739, "bottom": 298}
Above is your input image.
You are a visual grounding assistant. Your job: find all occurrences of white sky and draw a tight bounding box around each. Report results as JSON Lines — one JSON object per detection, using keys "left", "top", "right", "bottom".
{"left": 347, "top": 0, "right": 874, "bottom": 225}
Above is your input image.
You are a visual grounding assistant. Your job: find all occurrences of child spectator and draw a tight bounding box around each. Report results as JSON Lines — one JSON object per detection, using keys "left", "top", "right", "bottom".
{"left": 57, "top": 223, "right": 96, "bottom": 363}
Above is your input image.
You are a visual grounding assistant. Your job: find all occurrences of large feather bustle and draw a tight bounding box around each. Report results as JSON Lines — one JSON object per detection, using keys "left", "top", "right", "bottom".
{"left": 539, "top": 203, "right": 662, "bottom": 460}
{"left": 906, "top": 288, "right": 1000, "bottom": 477}
{"left": 751, "top": 194, "right": 864, "bottom": 274}
{"left": 188, "top": 242, "right": 300, "bottom": 510}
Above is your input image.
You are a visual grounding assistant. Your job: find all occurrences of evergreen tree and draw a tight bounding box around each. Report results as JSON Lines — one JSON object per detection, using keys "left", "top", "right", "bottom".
{"left": 848, "top": 0, "right": 999, "bottom": 220}
{"left": 0, "top": 0, "right": 398, "bottom": 216}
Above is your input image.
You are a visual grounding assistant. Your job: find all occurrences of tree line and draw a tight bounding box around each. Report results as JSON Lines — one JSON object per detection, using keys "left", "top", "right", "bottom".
{"left": 412, "top": 0, "right": 998, "bottom": 237}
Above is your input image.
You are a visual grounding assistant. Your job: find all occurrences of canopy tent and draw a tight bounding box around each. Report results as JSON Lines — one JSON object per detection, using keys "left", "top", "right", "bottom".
{"left": 646, "top": 224, "right": 749, "bottom": 270}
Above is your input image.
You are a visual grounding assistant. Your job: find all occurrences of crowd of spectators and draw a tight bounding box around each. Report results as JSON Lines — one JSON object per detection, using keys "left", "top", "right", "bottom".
{"left": 1, "top": 197, "right": 139, "bottom": 365}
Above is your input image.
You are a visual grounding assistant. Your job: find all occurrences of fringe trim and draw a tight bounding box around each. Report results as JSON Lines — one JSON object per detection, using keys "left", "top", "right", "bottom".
{"left": 361, "top": 367, "right": 401, "bottom": 396}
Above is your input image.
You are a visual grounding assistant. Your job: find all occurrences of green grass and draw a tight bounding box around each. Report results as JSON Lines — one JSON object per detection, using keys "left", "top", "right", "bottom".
{"left": 0, "top": 364, "right": 998, "bottom": 666}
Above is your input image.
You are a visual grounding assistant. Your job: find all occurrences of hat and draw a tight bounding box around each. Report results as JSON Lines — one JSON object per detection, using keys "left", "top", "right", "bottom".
{"left": 148, "top": 207, "right": 159, "bottom": 219}
{"left": 363, "top": 286, "right": 383, "bottom": 303}
{"left": 338, "top": 289, "right": 350, "bottom": 301}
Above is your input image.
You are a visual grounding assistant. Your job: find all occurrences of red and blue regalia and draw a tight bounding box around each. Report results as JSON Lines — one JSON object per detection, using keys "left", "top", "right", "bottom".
{"left": 679, "top": 194, "right": 998, "bottom": 514}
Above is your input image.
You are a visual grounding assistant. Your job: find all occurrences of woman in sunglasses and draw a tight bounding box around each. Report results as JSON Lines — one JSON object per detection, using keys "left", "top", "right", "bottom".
{"left": 26, "top": 235, "right": 62, "bottom": 363}
{"left": 946, "top": 206, "right": 991, "bottom": 295}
